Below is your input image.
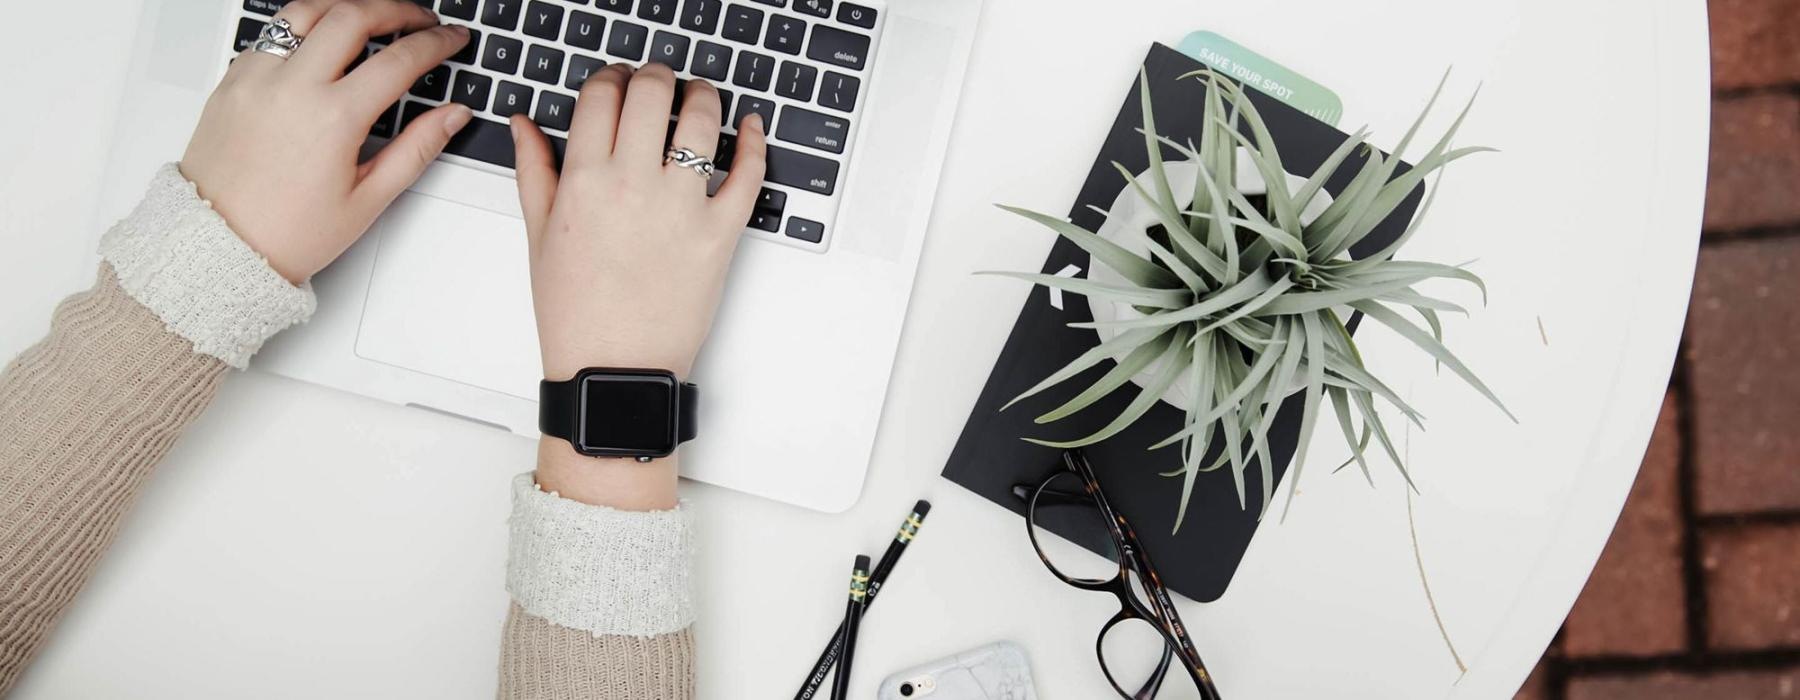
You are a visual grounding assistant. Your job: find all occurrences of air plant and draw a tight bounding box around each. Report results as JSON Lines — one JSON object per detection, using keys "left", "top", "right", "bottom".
{"left": 986, "top": 69, "right": 1515, "bottom": 531}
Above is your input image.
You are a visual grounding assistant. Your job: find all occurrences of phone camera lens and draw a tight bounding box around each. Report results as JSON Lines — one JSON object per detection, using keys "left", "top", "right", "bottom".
{"left": 899, "top": 682, "right": 915, "bottom": 697}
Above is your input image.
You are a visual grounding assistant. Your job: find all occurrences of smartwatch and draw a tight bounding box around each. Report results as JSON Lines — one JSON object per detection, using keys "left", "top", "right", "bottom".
{"left": 539, "top": 368, "right": 698, "bottom": 460}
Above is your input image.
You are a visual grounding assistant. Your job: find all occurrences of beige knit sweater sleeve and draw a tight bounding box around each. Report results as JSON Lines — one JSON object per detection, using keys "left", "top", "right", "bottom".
{"left": 0, "top": 165, "right": 697, "bottom": 698}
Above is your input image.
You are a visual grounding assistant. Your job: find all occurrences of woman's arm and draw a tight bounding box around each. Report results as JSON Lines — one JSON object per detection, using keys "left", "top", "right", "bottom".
{"left": 0, "top": 0, "right": 470, "bottom": 691}
{"left": 494, "top": 62, "right": 767, "bottom": 698}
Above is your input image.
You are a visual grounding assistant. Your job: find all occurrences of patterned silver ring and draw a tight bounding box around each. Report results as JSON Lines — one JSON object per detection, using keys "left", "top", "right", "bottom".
{"left": 253, "top": 18, "right": 304, "bottom": 60}
{"left": 664, "top": 147, "right": 715, "bottom": 180}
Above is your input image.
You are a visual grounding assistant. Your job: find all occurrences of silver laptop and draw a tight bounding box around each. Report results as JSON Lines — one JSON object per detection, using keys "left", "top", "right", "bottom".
{"left": 97, "top": 0, "right": 981, "bottom": 512}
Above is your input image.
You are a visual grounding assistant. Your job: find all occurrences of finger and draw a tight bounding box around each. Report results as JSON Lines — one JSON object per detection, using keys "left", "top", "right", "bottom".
{"left": 352, "top": 102, "right": 474, "bottom": 211}
{"left": 668, "top": 79, "right": 724, "bottom": 178}
{"left": 270, "top": 0, "right": 336, "bottom": 35}
{"left": 613, "top": 62, "right": 679, "bottom": 167}
{"left": 564, "top": 64, "right": 631, "bottom": 170}
{"left": 340, "top": 24, "right": 469, "bottom": 115}
{"left": 233, "top": 0, "right": 334, "bottom": 73}
{"left": 290, "top": 0, "right": 440, "bottom": 81}
{"left": 510, "top": 114, "right": 560, "bottom": 251}
{"left": 712, "top": 113, "right": 767, "bottom": 226}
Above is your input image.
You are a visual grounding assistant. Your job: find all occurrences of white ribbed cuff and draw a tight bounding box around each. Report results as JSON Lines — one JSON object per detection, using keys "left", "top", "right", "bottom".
{"left": 99, "top": 163, "right": 316, "bottom": 369}
{"left": 505, "top": 473, "right": 697, "bottom": 637}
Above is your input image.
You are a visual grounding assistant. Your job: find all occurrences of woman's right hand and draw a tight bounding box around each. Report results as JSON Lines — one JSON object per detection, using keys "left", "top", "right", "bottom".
{"left": 511, "top": 62, "right": 766, "bottom": 510}
{"left": 511, "top": 63, "right": 767, "bottom": 385}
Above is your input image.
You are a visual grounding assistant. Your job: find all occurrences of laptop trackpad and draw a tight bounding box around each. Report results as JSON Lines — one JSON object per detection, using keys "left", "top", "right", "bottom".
{"left": 355, "top": 192, "right": 541, "bottom": 401}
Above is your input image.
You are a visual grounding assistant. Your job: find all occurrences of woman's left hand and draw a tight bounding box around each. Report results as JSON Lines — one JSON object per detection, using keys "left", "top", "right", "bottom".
{"left": 181, "top": 0, "right": 474, "bottom": 283}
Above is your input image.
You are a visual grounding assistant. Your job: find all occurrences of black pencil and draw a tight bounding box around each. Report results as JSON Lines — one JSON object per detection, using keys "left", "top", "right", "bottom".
{"left": 831, "top": 555, "right": 871, "bottom": 700}
{"left": 794, "top": 500, "right": 931, "bottom": 700}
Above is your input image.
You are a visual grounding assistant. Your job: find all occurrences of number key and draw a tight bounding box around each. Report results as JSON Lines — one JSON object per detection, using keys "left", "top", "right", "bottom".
{"left": 638, "top": 0, "right": 677, "bottom": 24}
{"left": 680, "top": 0, "right": 721, "bottom": 33}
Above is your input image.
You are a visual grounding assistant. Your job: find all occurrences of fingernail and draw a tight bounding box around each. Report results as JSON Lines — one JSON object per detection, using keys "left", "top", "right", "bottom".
{"left": 747, "top": 113, "right": 766, "bottom": 134}
{"left": 444, "top": 105, "right": 473, "bottom": 136}
{"left": 509, "top": 117, "right": 521, "bottom": 143}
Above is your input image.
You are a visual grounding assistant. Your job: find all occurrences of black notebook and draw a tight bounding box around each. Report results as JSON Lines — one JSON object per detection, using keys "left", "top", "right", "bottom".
{"left": 942, "top": 43, "right": 1423, "bottom": 603}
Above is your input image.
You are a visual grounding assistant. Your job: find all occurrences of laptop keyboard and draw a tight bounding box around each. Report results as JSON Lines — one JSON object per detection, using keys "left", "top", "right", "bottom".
{"left": 232, "top": 0, "right": 884, "bottom": 250}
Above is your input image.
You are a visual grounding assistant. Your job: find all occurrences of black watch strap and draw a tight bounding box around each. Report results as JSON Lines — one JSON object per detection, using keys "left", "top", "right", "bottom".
{"left": 538, "top": 375, "right": 699, "bottom": 445}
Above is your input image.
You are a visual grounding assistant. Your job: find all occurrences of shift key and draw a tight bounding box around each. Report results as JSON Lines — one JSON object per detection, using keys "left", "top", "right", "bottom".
{"left": 764, "top": 145, "right": 840, "bottom": 195}
{"left": 776, "top": 107, "right": 849, "bottom": 154}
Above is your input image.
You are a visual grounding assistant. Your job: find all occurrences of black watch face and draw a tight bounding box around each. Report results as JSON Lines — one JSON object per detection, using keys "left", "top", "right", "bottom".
{"left": 578, "top": 373, "right": 679, "bottom": 456}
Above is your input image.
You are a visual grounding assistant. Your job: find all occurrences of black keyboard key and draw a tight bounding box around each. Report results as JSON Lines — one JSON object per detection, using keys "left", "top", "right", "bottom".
{"left": 452, "top": 70, "right": 494, "bottom": 110}
{"left": 444, "top": 115, "right": 518, "bottom": 168}
{"left": 439, "top": 0, "right": 479, "bottom": 19}
{"left": 716, "top": 88, "right": 734, "bottom": 120}
{"left": 817, "top": 71, "right": 858, "bottom": 112}
{"left": 411, "top": 64, "right": 453, "bottom": 100}
{"left": 480, "top": 0, "right": 524, "bottom": 30}
{"left": 763, "top": 14, "right": 805, "bottom": 55}
{"left": 755, "top": 187, "right": 786, "bottom": 213}
{"left": 793, "top": 0, "right": 829, "bottom": 19}
{"left": 524, "top": 44, "right": 566, "bottom": 84}
{"left": 721, "top": 4, "right": 763, "bottom": 44}
{"left": 523, "top": 1, "right": 565, "bottom": 40}
{"left": 606, "top": 20, "right": 648, "bottom": 60}
{"left": 732, "top": 50, "right": 774, "bottom": 91}
{"left": 679, "top": 0, "right": 721, "bottom": 33}
{"left": 243, "top": 0, "right": 289, "bottom": 16}
{"left": 638, "top": 0, "right": 677, "bottom": 24}
{"left": 233, "top": 17, "right": 263, "bottom": 52}
{"left": 372, "top": 102, "right": 401, "bottom": 138}
{"left": 450, "top": 28, "right": 482, "bottom": 64}
{"left": 806, "top": 24, "right": 869, "bottom": 70}
{"left": 749, "top": 210, "right": 780, "bottom": 232}
{"left": 786, "top": 216, "right": 824, "bottom": 243}
{"left": 776, "top": 106, "right": 847, "bottom": 153}
{"left": 566, "top": 54, "right": 607, "bottom": 90}
{"left": 649, "top": 31, "right": 690, "bottom": 70}
{"left": 714, "top": 132, "right": 737, "bottom": 171}
{"left": 482, "top": 35, "right": 524, "bottom": 73}
{"left": 765, "top": 144, "right": 839, "bottom": 194}
{"left": 595, "top": 0, "right": 633, "bottom": 13}
{"left": 775, "top": 61, "right": 816, "bottom": 101}
{"left": 837, "top": 2, "right": 875, "bottom": 28}
{"left": 691, "top": 41, "right": 732, "bottom": 81}
{"left": 565, "top": 11, "right": 605, "bottom": 51}
{"left": 733, "top": 95, "right": 775, "bottom": 131}
{"left": 494, "top": 81, "right": 535, "bottom": 118}
{"left": 749, "top": 0, "right": 783, "bottom": 6}
{"left": 400, "top": 100, "right": 431, "bottom": 130}
{"left": 549, "top": 134, "right": 569, "bottom": 168}
{"left": 535, "top": 91, "right": 577, "bottom": 131}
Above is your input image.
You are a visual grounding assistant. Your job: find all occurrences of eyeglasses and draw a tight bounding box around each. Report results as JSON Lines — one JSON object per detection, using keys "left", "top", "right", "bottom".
{"left": 1013, "top": 450, "right": 1223, "bottom": 700}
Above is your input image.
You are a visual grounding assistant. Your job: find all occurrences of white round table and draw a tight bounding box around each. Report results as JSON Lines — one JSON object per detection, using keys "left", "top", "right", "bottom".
{"left": 0, "top": 0, "right": 1708, "bottom": 697}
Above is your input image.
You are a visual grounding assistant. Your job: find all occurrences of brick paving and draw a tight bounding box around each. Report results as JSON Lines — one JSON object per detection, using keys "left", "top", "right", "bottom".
{"left": 1513, "top": 2, "right": 1800, "bottom": 696}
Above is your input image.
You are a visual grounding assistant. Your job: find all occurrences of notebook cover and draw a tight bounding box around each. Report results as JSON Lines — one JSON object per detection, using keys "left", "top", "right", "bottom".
{"left": 942, "top": 43, "right": 1423, "bottom": 603}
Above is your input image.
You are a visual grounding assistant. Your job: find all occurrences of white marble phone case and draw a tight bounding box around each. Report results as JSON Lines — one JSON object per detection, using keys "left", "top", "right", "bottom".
{"left": 876, "top": 641, "right": 1038, "bottom": 700}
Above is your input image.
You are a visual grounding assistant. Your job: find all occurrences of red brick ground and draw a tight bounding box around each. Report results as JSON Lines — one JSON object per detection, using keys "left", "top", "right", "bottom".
{"left": 1513, "top": 2, "right": 1800, "bottom": 696}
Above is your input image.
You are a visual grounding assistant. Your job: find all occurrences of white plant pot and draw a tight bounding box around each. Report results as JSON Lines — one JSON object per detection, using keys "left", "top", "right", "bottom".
{"left": 1085, "top": 153, "right": 1332, "bottom": 411}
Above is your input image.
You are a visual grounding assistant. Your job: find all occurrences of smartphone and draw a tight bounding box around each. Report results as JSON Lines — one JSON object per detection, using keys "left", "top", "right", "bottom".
{"left": 875, "top": 641, "right": 1038, "bottom": 700}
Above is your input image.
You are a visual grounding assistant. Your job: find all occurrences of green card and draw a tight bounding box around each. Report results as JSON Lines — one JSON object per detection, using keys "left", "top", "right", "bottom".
{"left": 1176, "top": 31, "right": 1343, "bottom": 126}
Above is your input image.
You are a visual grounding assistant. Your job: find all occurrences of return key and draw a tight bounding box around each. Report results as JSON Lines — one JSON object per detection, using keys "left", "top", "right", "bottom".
{"left": 776, "top": 107, "right": 850, "bottom": 154}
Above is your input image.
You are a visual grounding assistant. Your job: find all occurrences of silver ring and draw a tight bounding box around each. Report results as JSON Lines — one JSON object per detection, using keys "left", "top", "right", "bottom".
{"left": 664, "top": 147, "right": 716, "bottom": 180}
{"left": 252, "top": 18, "right": 304, "bottom": 60}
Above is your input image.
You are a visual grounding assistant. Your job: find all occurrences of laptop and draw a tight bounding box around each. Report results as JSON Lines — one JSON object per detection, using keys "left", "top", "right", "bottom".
{"left": 96, "top": 0, "right": 982, "bottom": 512}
